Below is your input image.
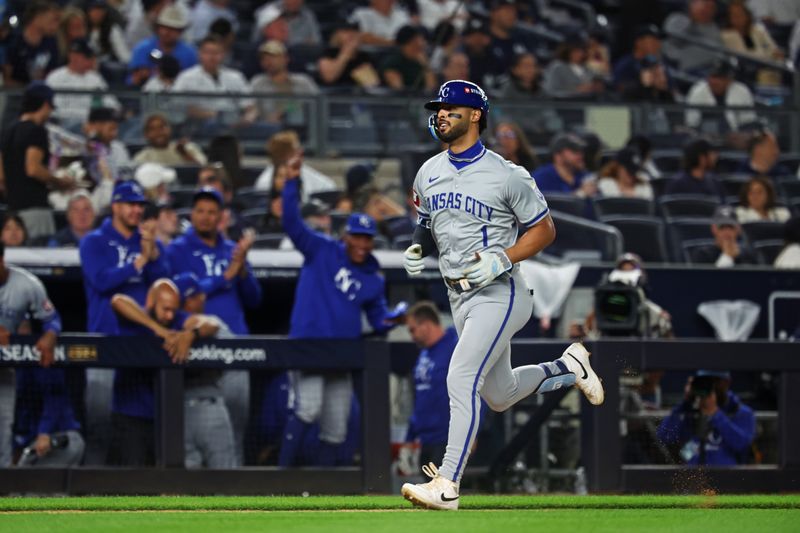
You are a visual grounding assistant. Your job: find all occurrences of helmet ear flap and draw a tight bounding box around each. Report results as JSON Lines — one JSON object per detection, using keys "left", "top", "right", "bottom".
{"left": 428, "top": 114, "right": 445, "bottom": 141}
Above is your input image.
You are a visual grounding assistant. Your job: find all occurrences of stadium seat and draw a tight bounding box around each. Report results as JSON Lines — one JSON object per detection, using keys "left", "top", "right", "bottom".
{"left": 777, "top": 178, "right": 800, "bottom": 202}
{"left": 592, "top": 197, "right": 655, "bottom": 218}
{"left": 54, "top": 210, "right": 67, "bottom": 231}
{"left": 658, "top": 194, "right": 721, "bottom": 219}
{"left": 308, "top": 190, "right": 344, "bottom": 209}
{"left": 666, "top": 217, "right": 714, "bottom": 262}
{"left": 653, "top": 153, "right": 682, "bottom": 173}
{"left": 718, "top": 176, "right": 749, "bottom": 198}
{"left": 392, "top": 234, "right": 413, "bottom": 250}
{"left": 170, "top": 186, "right": 201, "bottom": 208}
{"left": 546, "top": 193, "right": 588, "bottom": 218}
{"left": 649, "top": 177, "right": 671, "bottom": 198}
{"left": 330, "top": 212, "right": 350, "bottom": 235}
{"left": 373, "top": 235, "right": 390, "bottom": 250}
{"left": 682, "top": 238, "right": 719, "bottom": 264}
{"left": 240, "top": 208, "right": 268, "bottom": 232}
{"left": 252, "top": 233, "right": 287, "bottom": 249}
{"left": 382, "top": 215, "right": 416, "bottom": 238}
{"left": 548, "top": 211, "right": 623, "bottom": 261}
{"left": 174, "top": 166, "right": 201, "bottom": 185}
{"left": 741, "top": 221, "right": 785, "bottom": 244}
{"left": 600, "top": 215, "right": 670, "bottom": 263}
{"left": 753, "top": 239, "right": 786, "bottom": 265}
{"left": 239, "top": 167, "right": 264, "bottom": 188}
{"left": 235, "top": 188, "right": 270, "bottom": 209}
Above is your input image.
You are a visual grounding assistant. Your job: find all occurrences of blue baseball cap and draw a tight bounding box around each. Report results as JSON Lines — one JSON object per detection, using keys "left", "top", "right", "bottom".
{"left": 172, "top": 272, "right": 204, "bottom": 303}
{"left": 112, "top": 180, "right": 147, "bottom": 203}
{"left": 425, "top": 80, "right": 489, "bottom": 114}
{"left": 345, "top": 213, "right": 377, "bottom": 236}
{"left": 192, "top": 186, "right": 224, "bottom": 207}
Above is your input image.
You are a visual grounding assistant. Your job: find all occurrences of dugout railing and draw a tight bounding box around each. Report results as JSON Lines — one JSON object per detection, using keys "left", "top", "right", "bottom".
{"left": 1, "top": 337, "right": 798, "bottom": 495}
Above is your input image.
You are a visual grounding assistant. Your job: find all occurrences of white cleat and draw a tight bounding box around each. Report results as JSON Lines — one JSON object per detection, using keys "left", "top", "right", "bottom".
{"left": 561, "top": 342, "right": 605, "bottom": 405}
{"left": 401, "top": 463, "right": 460, "bottom": 510}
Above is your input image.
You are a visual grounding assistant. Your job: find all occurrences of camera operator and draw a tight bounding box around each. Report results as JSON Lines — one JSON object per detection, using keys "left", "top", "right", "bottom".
{"left": 657, "top": 370, "right": 755, "bottom": 466}
{"left": 579, "top": 253, "right": 672, "bottom": 339}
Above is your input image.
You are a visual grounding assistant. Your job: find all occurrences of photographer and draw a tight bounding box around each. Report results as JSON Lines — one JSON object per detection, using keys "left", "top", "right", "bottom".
{"left": 657, "top": 370, "right": 755, "bottom": 466}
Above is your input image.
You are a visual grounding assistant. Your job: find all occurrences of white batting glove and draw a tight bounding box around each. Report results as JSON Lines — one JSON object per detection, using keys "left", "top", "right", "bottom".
{"left": 403, "top": 244, "right": 424, "bottom": 276}
{"left": 463, "top": 251, "right": 512, "bottom": 288}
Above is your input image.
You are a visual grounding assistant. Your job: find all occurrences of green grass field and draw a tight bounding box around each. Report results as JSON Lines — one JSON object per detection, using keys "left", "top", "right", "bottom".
{"left": 0, "top": 495, "right": 798, "bottom": 533}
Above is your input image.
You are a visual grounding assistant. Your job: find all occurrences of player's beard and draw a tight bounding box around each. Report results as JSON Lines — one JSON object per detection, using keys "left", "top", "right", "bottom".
{"left": 437, "top": 119, "right": 469, "bottom": 144}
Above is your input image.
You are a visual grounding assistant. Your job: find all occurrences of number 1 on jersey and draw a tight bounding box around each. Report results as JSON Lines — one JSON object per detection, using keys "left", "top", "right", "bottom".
{"left": 481, "top": 225, "right": 488, "bottom": 247}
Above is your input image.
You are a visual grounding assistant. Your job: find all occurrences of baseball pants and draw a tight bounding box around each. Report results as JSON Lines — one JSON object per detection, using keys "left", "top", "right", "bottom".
{"left": 219, "top": 370, "right": 249, "bottom": 467}
{"left": 17, "top": 430, "right": 85, "bottom": 467}
{"left": 184, "top": 394, "right": 236, "bottom": 469}
{"left": 0, "top": 369, "right": 14, "bottom": 467}
{"left": 439, "top": 271, "right": 573, "bottom": 483}
{"left": 291, "top": 371, "right": 352, "bottom": 445}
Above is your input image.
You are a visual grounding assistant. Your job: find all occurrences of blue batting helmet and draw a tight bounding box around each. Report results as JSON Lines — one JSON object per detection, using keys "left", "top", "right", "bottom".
{"left": 424, "top": 80, "right": 489, "bottom": 114}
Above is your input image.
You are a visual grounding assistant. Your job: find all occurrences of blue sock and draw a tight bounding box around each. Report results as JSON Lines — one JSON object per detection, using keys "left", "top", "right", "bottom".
{"left": 316, "top": 440, "right": 339, "bottom": 466}
{"left": 278, "top": 415, "right": 310, "bottom": 467}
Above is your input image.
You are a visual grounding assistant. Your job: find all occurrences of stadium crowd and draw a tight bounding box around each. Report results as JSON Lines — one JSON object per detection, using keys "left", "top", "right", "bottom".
{"left": 0, "top": 0, "right": 795, "bottom": 470}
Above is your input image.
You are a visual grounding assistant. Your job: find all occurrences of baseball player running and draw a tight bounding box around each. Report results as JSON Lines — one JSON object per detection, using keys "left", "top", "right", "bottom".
{"left": 401, "top": 80, "right": 604, "bottom": 510}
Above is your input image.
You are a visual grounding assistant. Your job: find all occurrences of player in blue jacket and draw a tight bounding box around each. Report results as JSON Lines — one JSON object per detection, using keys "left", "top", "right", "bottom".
{"left": 404, "top": 301, "right": 458, "bottom": 467}
{"left": 277, "top": 154, "right": 403, "bottom": 466}
{"left": 166, "top": 187, "right": 262, "bottom": 335}
{"left": 657, "top": 370, "right": 755, "bottom": 466}
{"left": 79, "top": 180, "right": 170, "bottom": 465}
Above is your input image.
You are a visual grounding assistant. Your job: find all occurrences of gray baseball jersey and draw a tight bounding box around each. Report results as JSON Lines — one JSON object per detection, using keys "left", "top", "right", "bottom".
{"left": 0, "top": 266, "right": 57, "bottom": 332}
{"left": 412, "top": 149, "right": 549, "bottom": 280}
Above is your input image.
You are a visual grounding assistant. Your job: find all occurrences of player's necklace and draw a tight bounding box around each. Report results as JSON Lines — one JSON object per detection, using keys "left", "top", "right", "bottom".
{"left": 448, "top": 144, "right": 486, "bottom": 164}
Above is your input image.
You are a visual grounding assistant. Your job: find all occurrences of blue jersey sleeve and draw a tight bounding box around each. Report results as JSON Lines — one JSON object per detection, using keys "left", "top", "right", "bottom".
{"left": 710, "top": 406, "right": 755, "bottom": 453}
{"left": 363, "top": 279, "right": 392, "bottom": 334}
{"left": 143, "top": 241, "right": 171, "bottom": 282}
{"left": 236, "top": 263, "right": 263, "bottom": 309}
{"left": 79, "top": 233, "right": 139, "bottom": 293}
{"left": 282, "top": 179, "right": 329, "bottom": 259}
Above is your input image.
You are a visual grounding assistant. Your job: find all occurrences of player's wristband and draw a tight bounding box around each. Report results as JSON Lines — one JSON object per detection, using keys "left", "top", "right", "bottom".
{"left": 499, "top": 251, "right": 513, "bottom": 273}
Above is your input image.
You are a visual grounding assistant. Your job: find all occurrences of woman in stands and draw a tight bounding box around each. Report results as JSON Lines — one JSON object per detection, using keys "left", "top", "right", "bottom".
{"left": 56, "top": 6, "right": 88, "bottom": 63}
{"left": 735, "top": 176, "right": 791, "bottom": 223}
{"left": 721, "top": 0, "right": 783, "bottom": 86}
{"left": 597, "top": 148, "right": 654, "bottom": 200}
{"left": 1, "top": 213, "right": 29, "bottom": 247}
{"left": 85, "top": 0, "right": 131, "bottom": 64}
{"left": 492, "top": 122, "right": 539, "bottom": 173}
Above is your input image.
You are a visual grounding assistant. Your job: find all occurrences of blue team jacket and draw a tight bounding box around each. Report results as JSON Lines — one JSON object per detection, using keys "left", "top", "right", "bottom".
{"left": 282, "top": 179, "right": 391, "bottom": 339}
{"left": 166, "top": 228, "right": 262, "bottom": 334}
{"left": 407, "top": 327, "right": 458, "bottom": 445}
{"left": 13, "top": 367, "right": 80, "bottom": 449}
{"left": 657, "top": 391, "right": 756, "bottom": 466}
{"left": 112, "top": 310, "right": 190, "bottom": 419}
{"left": 79, "top": 218, "right": 170, "bottom": 334}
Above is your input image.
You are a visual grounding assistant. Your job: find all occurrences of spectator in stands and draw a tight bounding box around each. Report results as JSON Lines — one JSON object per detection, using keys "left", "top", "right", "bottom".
{"left": 721, "top": 1, "right": 783, "bottom": 63}
{"left": 255, "top": 130, "right": 337, "bottom": 202}
{"left": 626, "top": 134, "right": 662, "bottom": 179}
{"left": 1, "top": 83, "right": 74, "bottom": 240}
{"left": 197, "top": 165, "right": 247, "bottom": 241}
{"left": 128, "top": 4, "right": 198, "bottom": 87}
{"left": 208, "top": 18, "right": 237, "bottom": 68}
{"left": 166, "top": 187, "right": 261, "bottom": 337}
{"left": 48, "top": 191, "right": 95, "bottom": 248}
{"left": 533, "top": 133, "right": 595, "bottom": 197}
{"left": 133, "top": 113, "right": 208, "bottom": 166}
{"left": 497, "top": 52, "right": 542, "bottom": 99}
{"left": 662, "top": 0, "right": 723, "bottom": 73}
{"left": 84, "top": 107, "right": 132, "bottom": 181}
{"left": 56, "top": 6, "right": 88, "bottom": 63}
{"left": 141, "top": 54, "right": 180, "bottom": 92}
{"left": 45, "top": 39, "right": 119, "bottom": 127}
{"left": 0, "top": 240, "right": 65, "bottom": 467}
{"left": 259, "top": 0, "right": 322, "bottom": 47}
{"left": 657, "top": 370, "right": 755, "bottom": 466}
{"left": 345, "top": 164, "right": 406, "bottom": 224}
{"left": 250, "top": 40, "right": 320, "bottom": 124}
{"left": 775, "top": 216, "right": 800, "bottom": 269}
{"left": 665, "top": 138, "right": 725, "bottom": 199}
{"left": 428, "top": 21, "right": 459, "bottom": 72}
{"left": 79, "top": 181, "right": 169, "bottom": 465}
{"left": 206, "top": 134, "right": 246, "bottom": 191}
{"left": 685, "top": 60, "right": 758, "bottom": 135}
{"left": 85, "top": 0, "right": 131, "bottom": 64}
{"left": 144, "top": 203, "right": 179, "bottom": 245}
{"left": 1, "top": 213, "right": 28, "bottom": 247}
{"left": 694, "top": 206, "right": 759, "bottom": 267}
{"left": 252, "top": 4, "right": 290, "bottom": 47}
{"left": 542, "top": 37, "right": 605, "bottom": 99}
{"left": 3, "top": 1, "right": 60, "bottom": 86}
{"left": 134, "top": 162, "right": 176, "bottom": 205}
{"left": 492, "top": 122, "right": 538, "bottom": 172}
{"left": 352, "top": 0, "right": 411, "bottom": 46}
{"left": 317, "top": 20, "right": 380, "bottom": 89}
{"left": 613, "top": 25, "right": 675, "bottom": 102}
{"left": 460, "top": 17, "right": 493, "bottom": 89}
{"left": 125, "top": 0, "right": 171, "bottom": 49}
{"left": 735, "top": 128, "right": 792, "bottom": 178}
{"left": 380, "top": 25, "right": 437, "bottom": 92}
{"left": 189, "top": 0, "right": 237, "bottom": 44}
{"left": 439, "top": 51, "right": 470, "bottom": 84}
{"left": 417, "top": 0, "right": 468, "bottom": 32}
{"left": 736, "top": 176, "right": 791, "bottom": 223}
{"left": 403, "top": 301, "right": 457, "bottom": 468}
{"left": 172, "top": 36, "right": 257, "bottom": 126}
{"left": 586, "top": 31, "right": 612, "bottom": 79}
{"left": 748, "top": 0, "right": 800, "bottom": 26}
{"left": 486, "top": 0, "right": 526, "bottom": 86}
{"left": 278, "top": 152, "right": 403, "bottom": 466}
{"left": 109, "top": 278, "right": 219, "bottom": 466}
{"left": 597, "top": 148, "right": 655, "bottom": 200}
